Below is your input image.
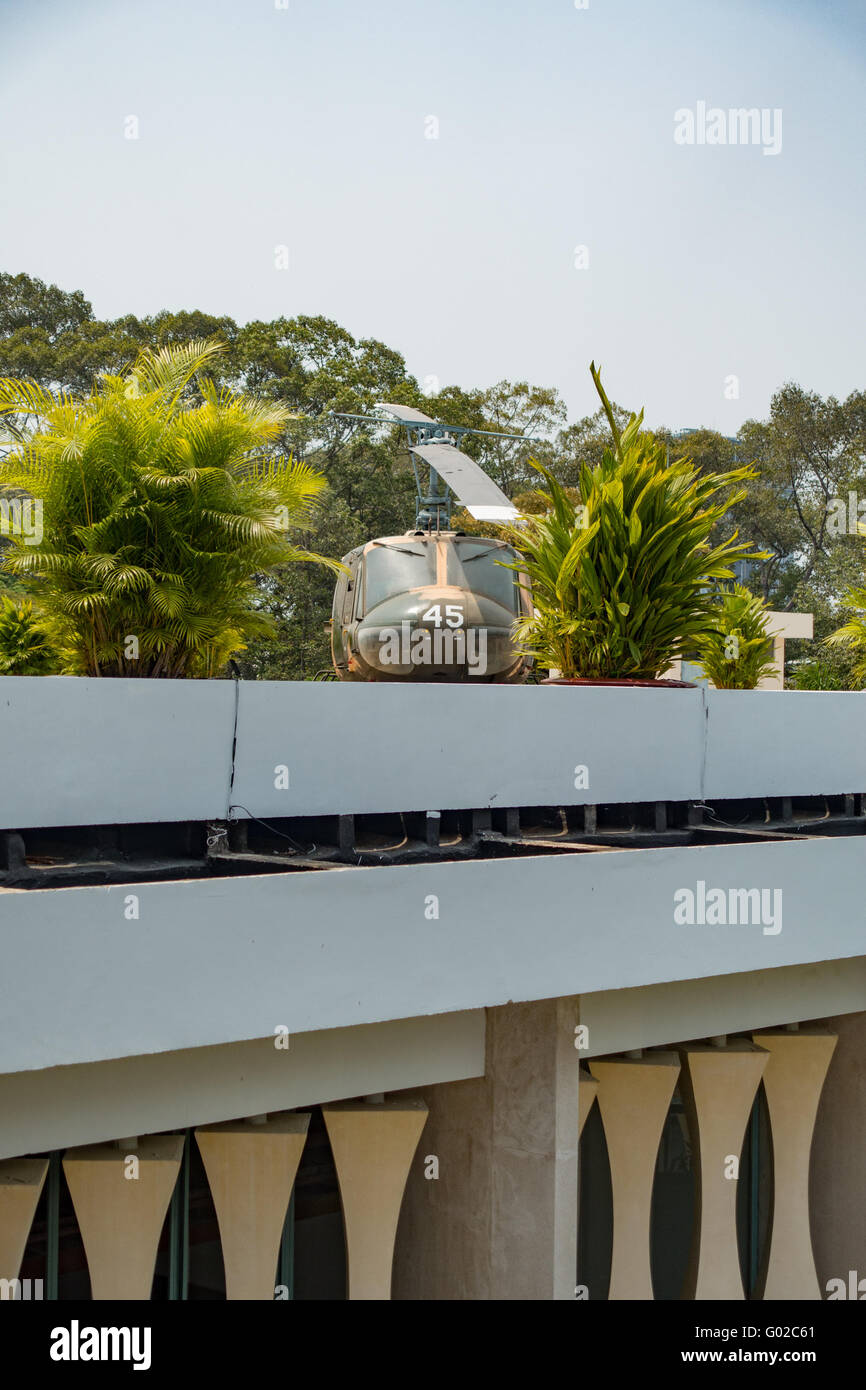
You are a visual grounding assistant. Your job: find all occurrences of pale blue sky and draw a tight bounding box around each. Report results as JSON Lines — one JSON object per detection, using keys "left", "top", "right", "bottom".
{"left": 0, "top": 0, "right": 863, "bottom": 431}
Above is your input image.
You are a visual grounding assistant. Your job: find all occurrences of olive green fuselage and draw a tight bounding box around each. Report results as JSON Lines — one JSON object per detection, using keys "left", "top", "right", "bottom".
{"left": 330, "top": 533, "right": 533, "bottom": 683}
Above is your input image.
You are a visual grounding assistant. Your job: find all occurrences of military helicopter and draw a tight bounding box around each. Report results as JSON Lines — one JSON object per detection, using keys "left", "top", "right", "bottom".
{"left": 329, "top": 402, "right": 537, "bottom": 682}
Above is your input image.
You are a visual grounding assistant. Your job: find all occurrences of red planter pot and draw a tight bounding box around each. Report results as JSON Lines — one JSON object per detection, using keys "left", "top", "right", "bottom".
{"left": 541, "top": 676, "right": 696, "bottom": 688}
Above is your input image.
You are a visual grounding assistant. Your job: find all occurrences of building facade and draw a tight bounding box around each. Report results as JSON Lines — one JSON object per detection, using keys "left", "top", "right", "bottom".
{"left": 0, "top": 677, "right": 864, "bottom": 1299}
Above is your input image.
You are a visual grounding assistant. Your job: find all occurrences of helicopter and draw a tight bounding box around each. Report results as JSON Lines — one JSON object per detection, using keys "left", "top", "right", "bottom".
{"left": 328, "top": 402, "right": 537, "bottom": 682}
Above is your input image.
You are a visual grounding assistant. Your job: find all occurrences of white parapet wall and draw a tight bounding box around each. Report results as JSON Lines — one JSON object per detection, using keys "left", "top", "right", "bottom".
{"left": 703, "top": 688, "right": 866, "bottom": 798}
{"left": 0, "top": 677, "right": 863, "bottom": 831}
{"left": 0, "top": 676, "right": 237, "bottom": 829}
{"left": 229, "top": 681, "right": 704, "bottom": 817}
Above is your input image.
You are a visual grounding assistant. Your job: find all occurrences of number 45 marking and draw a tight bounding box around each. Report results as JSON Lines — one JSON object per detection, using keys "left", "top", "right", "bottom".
{"left": 422, "top": 604, "right": 464, "bottom": 628}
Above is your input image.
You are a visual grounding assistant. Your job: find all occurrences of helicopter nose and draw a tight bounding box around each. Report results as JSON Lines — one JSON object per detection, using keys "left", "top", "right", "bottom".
{"left": 357, "top": 619, "right": 491, "bottom": 677}
{"left": 357, "top": 584, "right": 520, "bottom": 678}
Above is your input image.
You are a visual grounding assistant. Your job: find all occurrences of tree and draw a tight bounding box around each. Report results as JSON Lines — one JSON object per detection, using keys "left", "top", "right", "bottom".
{"left": 228, "top": 317, "right": 423, "bottom": 678}
{"left": 3, "top": 268, "right": 862, "bottom": 682}
{"left": 0, "top": 340, "right": 338, "bottom": 677}
{"left": 419, "top": 380, "right": 566, "bottom": 496}
{"left": 734, "top": 384, "right": 866, "bottom": 610}
{"left": 0, "top": 272, "right": 92, "bottom": 341}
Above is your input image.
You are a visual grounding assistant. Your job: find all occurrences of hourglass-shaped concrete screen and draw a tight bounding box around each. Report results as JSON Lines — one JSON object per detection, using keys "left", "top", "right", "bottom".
{"left": 589, "top": 1052, "right": 681, "bottom": 1300}
{"left": 63, "top": 1136, "right": 184, "bottom": 1299}
{"left": 323, "top": 1099, "right": 428, "bottom": 1300}
{"left": 751, "top": 1028, "right": 837, "bottom": 1300}
{"left": 0, "top": 1158, "right": 48, "bottom": 1285}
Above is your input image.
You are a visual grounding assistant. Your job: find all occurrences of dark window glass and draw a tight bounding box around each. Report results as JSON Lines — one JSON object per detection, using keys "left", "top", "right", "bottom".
{"left": 445, "top": 542, "right": 518, "bottom": 611}
{"left": 363, "top": 543, "right": 435, "bottom": 611}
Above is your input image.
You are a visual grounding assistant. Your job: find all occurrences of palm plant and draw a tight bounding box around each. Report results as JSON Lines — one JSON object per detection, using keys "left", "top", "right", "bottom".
{"left": 0, "top": 596, "right": 57, "bottom": 675}
{"left": 825, "top": 586, "right": 866, "bottom": 687}
{"left": 692, "top": 584, "right": 776, "bottom": 689}
{"left": 0, "top": 340, "right": 340, "bottom": 677}
{"left": 505, "top": 364, "right": 763, "bottom": 680}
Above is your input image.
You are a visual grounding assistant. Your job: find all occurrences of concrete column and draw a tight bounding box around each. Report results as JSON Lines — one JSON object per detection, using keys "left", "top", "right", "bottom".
{"left": 195, "top": 1113, "right": 310, "bottom": 1300}
{"left": 323, "top": 1098, "right": 428, "bottom": 1300}
{"left": 679, "top": 1041, "right": 768, "bottom": 1299}
{"left": 392, "top": 997, "right": 582, "bottom": 1300}
{"left": 63, "top": 1135, "right": 183, "bottom": 1299}
{"left": 757, "top": 611, "right": 813, "bottom": 689}
{"left": 751, "top": 1028, "right": 836, "bottom": 1300}
{"left": 0, "top": 1157, "right": 48, "bottom": 1283}
{"left": 589, "top": 1051, "right": 680, "bottom": 1299}
{"left": 487, "top": 998, "right": 581, "bottom": 1300}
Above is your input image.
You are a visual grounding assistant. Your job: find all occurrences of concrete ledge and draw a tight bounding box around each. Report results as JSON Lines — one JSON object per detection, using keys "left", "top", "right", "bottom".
{"left": 1, "top": 835, "right": 864, "bottom": 1073}
{"left": 578, "top": 957, "right": 866, "bottom": 1056}
{"left": 0, "top": 1010, "right": 485, "bottom": 1161}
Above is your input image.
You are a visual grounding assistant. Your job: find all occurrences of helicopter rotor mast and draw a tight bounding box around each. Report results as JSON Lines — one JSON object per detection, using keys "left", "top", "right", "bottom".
{"left": 330, "top": 403, "right": 542, "bottom": 531}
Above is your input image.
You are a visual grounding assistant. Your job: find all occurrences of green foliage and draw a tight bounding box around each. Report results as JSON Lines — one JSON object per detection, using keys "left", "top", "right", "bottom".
{"left": 734, "top": 384, "right": 866, "bottom": 607}
{"left": 0, "top": 272, "right": 92, "bottom": 343}
{"left": 3, "top": 270, "right": 865, "bottom": 680}
{"left": 789, "top": 635, "right": 862, "bottom": 689}
{"left": 554, "top": 400, "right": 634, "bottom": 485}
{"left": 505, "top": 365, "right": 763, "bottom": 680}
{"left": 693, "top": 584, "right": 776, "bottom": 689}
{"left": 0, "top": 340, "right": 339, "bottom": 677}
{"left": 789, "top": 659, "right": 845, "bottom": 691}
{"left": 825, "top": 585, "right": 866, "bottom": 687}
{"left": 0, "top": 596, "right": 57, "bottom": 674}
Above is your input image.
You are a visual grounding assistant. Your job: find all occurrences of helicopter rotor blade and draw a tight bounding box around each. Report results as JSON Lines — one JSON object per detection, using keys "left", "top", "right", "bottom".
{"left": 374, "top": 401, "right": 436, "bottom": 424}
{"left": 410, "top": 442, "right": 518, "bottom": 521}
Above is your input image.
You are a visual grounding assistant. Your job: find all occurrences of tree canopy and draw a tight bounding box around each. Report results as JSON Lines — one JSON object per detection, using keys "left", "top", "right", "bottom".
{"left": 1, "top": 270, "right": 863, "bottom": 681}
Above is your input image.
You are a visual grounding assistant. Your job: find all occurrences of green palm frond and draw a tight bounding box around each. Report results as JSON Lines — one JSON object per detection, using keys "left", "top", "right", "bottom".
{"left": 0, "top": 340, "right": 336, "bottom": 677}
{"left": 0, "top": 378, "right": 59, "bottom": 419}
{"left": 131, "top": 339, "right": 225, "bottom": 403}
{"left": 827, "top": 587, "right": 866, "bottom": 684}
{"left": 0, "top": 596, "right": 59, "bottom": 674}
{"left": 692, "top": 585, "right": 777, "bottom": 688}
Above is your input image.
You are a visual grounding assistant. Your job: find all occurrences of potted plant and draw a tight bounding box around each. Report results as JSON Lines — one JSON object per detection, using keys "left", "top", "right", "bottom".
{"left": 505, "top": 364, "right": 763, "bottom": 686}
{"left": 691, "top": 584, "right": 777, "bottom": 688}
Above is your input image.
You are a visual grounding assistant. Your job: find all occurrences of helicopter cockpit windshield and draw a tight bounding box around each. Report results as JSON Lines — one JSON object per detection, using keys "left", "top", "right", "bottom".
{"left": 363, "top": 541, "right": 435, "bottom": 611}
{"left": 445, "top": 541, "right": 520, "bottom": 612}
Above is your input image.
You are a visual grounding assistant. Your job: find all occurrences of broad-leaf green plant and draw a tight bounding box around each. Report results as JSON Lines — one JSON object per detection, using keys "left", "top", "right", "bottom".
{"left": 505, "top": 364, "right": 763, "bottom": 680}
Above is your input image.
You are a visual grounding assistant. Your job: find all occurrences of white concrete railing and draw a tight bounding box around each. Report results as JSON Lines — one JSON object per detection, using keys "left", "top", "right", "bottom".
{"left": 1, "top": 833, "right": 864, "bottom": 1074}
{"left": 0, "top": 677, "right": 863, "bottom": 831}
